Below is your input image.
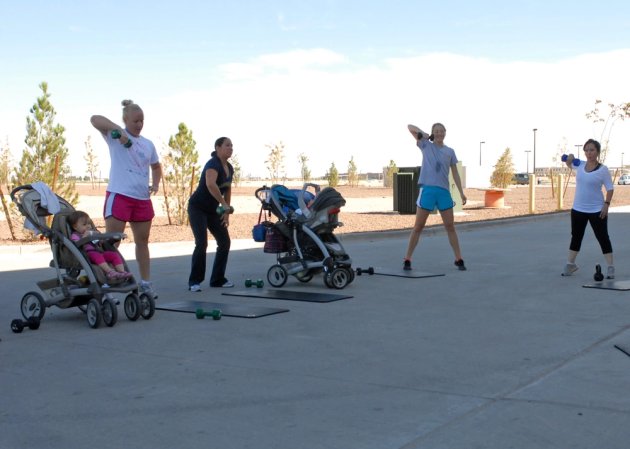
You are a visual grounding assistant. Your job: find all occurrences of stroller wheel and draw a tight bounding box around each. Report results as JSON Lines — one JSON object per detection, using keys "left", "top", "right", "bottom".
{"left": 102, "top": 297, "right": 118, "bottom": 327}
{"left": 139, "top": 293, "right": 156, "bottom": 320}
{"left": 345, "top": 267, "right": 355, "bottom": 284}
{"left": 124, "top": 294, "right": 142, "bottom": 321}
{"left": 267, "top": 265, "right": 288, "bottom": 288}
{"left": 86, "top": 298, "right": 102, "bottom": 329}
{"left": 327, "top": 267, "right": 351, "bottom": 289}
{"left": 20, "top": 291, "right": 46, "bottom": 321}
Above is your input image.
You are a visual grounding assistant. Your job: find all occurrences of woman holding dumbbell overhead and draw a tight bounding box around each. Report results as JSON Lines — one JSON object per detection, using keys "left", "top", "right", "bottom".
{"left": 403, "top": 123, "right": 467, "bottom": 271}
{"left": 187, "top": 137, "right": 234, "bottom": 292}
{"left": 561, "top": 139, "right": 615, "bottom": 278}
{"left": 90, "top": 100, "right": 162, "bottom": 297}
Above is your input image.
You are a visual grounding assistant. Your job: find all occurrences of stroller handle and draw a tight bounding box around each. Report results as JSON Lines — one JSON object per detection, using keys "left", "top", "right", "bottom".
{"left": 10, "top": 184, "right": 34, "bottom": 204}
{"left": 74, "top": 232, "right": 127, "bottom": 248}
{"left": 255, "top": 186, "right": 271, "bottom": 203}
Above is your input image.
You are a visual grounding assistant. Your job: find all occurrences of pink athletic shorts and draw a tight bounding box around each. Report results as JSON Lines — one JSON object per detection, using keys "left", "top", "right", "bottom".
{"left": 104, "top": 192, "right": 155, "bottom": 222}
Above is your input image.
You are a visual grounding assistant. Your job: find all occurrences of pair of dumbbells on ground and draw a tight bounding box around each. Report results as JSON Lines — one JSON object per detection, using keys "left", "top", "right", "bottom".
{"left": 195, "top": 308, "right": 222, "bottom": 320}
{"left": 11, "top": 317, "right": 41, "bottom": 333}
{"left": 355, "top": 266, "right": 374, "bottom": 276}
{"left": 245, "top": 279, "right": 264, "bottom": 288}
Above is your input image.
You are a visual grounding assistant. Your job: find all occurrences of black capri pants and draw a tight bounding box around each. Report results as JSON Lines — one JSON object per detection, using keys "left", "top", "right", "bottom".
{"left": 569, "top": 208, "right": 613, "bottom": 254}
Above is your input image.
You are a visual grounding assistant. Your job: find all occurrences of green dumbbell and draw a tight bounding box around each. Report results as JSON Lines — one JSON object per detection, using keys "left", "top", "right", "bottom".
{"left": 216, "top": 204, "right": 235, "bottom": 215}
{"left": 245, "top": 279, "right": 264, "bottom": 288}
{"left": 195, "top": 308, "right": 222, "bottom": 320}
{"left": 111, "top": 129, "right": 132, "bottom": 148}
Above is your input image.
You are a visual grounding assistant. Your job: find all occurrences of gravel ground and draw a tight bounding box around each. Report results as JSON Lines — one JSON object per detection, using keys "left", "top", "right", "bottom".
{"left": 3, "top": 182, "right": 630, "bottom": 245}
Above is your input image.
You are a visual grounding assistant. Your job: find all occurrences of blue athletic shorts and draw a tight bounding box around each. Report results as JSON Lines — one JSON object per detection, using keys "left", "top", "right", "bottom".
{"left": 416, "top": 185, "right": 454, "bottom": 211}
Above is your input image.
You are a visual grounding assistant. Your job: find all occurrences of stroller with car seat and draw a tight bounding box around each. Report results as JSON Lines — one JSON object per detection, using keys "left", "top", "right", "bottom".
{"left": 10, "top": 184, "right": 155, "bottom": 329}
{"left": 254, "top": 183, "right": 354, "bottom": 289}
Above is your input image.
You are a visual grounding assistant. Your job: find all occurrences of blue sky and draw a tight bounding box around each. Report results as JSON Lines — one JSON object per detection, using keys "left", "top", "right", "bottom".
{"left": 2, "top": 1, "right": 630, "bottom": 184}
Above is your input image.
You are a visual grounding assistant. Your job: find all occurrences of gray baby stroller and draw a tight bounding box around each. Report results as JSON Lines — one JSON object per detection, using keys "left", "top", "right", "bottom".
{"left": 254, "top": 183, "right": 354, "bottom": 289}
{"left": 10, "top": 184, "right": 155, "bottom": 329}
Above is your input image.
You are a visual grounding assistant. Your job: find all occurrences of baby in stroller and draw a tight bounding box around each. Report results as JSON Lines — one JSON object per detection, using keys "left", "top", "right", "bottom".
{"left": 67, "top": 210, "right": 133, "bottom": 282}
{"left": 255, "top": 183, "right": 354, "bottom": 289}
{"left": 10, "top": 184, "right": 155, "bottom": 329}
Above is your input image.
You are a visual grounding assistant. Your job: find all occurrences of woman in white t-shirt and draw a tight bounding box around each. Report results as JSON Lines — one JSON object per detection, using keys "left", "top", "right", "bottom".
{"left": 561, "top": 139, "right": 615, "bottom": 278}
{"left": 90, "top": 100, "right": 162, "bottom": 296}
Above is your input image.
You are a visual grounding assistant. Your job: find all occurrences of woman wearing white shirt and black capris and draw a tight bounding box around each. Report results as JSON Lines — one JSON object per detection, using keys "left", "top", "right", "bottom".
{"left": 562, "top": 139, "right": 615, "bottom": 278}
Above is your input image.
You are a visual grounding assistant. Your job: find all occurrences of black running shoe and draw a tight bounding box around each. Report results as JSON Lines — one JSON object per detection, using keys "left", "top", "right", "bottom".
{"left": 403, "top": 259, "right": 412, "bottom": 271}
{"left": 454, "top": 259, "right": 467, "bottom": 271}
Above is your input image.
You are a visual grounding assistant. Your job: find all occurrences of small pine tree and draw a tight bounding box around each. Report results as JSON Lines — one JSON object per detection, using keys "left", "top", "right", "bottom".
{"left": 230, "top": 154, "right": 241, "bottom": 187}
{"left": 164, "top": 123, "right": 198, "bottom": 225}
{"left": 14, "top": 82, "right": 77, "bottom": 204}
{"left": 490, "top": 148, "right": 516, "bottom": 188}
{"left": 0, "top": 139, "right": 12, "bottom": 188}
{"left": 325, "top": 162, "right": 339, "bottom": 187}
{"left": 383, "top": 160, "right": 398, "bottom": 187}
{"left": 298, "top": 153, "right": 311, "bottom": 182}
{"left": 265, "top": 141, "right": 286, "bottom": 183}
{"left": 347, "top": 156, "right": 359, "bottom": 187}
{"left": 84, "top": 135, "right": 100, "bottom": 189}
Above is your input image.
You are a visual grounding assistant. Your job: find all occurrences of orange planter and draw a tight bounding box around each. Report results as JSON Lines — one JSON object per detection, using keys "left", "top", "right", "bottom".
{"left": 484, "top": 189, "right": 506, "bottom": 208}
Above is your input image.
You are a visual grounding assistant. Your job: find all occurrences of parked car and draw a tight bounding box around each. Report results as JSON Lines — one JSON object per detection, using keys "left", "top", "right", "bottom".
{"left": 618, "top": 174, "right": 630, "bottom": 185}
{"left": 512, "top": 173, "right": 530, "bottom": 185}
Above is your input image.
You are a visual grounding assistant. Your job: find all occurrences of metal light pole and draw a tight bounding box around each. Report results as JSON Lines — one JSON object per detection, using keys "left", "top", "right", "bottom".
{"left": 622, "top": 152, "right": 625, "bottom": 171}
{"left": 525, "top": 150, "right": 531, "bottom": 173}
{"left": 532, "top": 128, "right": 537, "bottom": 175}
{"left": 479, "top": 141, "right": 485, "bottom": 166}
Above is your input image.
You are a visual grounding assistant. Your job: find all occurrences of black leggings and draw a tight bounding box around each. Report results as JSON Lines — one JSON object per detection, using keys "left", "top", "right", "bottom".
{"left": 570, "top": 209, "right": 612, "bottom": 254}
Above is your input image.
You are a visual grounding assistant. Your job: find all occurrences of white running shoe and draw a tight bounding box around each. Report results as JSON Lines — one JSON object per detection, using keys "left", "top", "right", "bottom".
{"left": 140, "top": 281, "right": 158, "bottom": 298}
{"left": 561, "top": 263, "right": 579, "bottom": 276}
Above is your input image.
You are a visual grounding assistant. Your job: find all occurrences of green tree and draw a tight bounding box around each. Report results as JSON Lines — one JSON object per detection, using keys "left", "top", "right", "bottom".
{"left": 490, "top": 148, "right": 515, "bottom": 188}
{"left": 265, "top": 141, "right": 286, "bottom": 183}
{"left": 325, "top": 162, "right": 339, "bottom": 187}
{"left": 83, "top": 135, "right": 100, "bottom": 189}
{"left": 230, "top": 154, "right": 242, "bottom": 187}
{"left": 0, "top": 139, "right": 18, "bottom": 240}
{"left": 163, "top": 122, "right": 198, "bottom": 225}
{"left": 383, "top": 159, "right": 398, "bottom": 187}
{"left": 347, "top": 156, "right": 359, "bottom": 187}
{"left": 14, "top": 82, "right": 77, "bottom": 204}
{"left": 298, "top": 152, "right": 311, "bottom": 182}
{"left": 0, "top": 138, "right": 12, "bottom": 187}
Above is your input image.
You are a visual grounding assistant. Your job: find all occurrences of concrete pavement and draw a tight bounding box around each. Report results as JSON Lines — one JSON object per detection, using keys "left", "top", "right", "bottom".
{"left": 2, "top": 209, "right": 630, "bottom": 449}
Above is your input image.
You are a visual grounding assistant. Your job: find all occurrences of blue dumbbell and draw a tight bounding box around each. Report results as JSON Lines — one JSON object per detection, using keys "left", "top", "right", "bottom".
{"left": 561, "top": 154, "right": 580, "bottom": 166}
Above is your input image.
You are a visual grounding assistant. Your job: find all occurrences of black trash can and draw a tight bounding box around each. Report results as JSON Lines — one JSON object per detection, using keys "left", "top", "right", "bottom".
{"left": 393, "top": 166, "right": 420, "bottom": 214}
{"left": 393, "top": 172, "right": 415, "bottom": 214}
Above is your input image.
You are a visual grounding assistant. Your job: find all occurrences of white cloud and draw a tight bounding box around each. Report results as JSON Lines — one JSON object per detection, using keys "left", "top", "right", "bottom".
{"left": 3, "top": 48, "right": 630, "bottom": 187}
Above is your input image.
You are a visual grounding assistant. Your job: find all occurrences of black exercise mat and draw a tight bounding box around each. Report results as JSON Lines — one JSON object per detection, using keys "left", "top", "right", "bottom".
{"left": 582, "top": 280, "right": 630, "bottom": 291}
{"left": 156, "top": 300, "right": 289, "bottom": 318}
{"left": 222, "top": 289, "right": 352, "bottom": 303}
{"left": 360, "top": 268, "right": 445, "bottom": 279}
{"left": 614, "top": 344, "right": 630, "bottom": 357}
